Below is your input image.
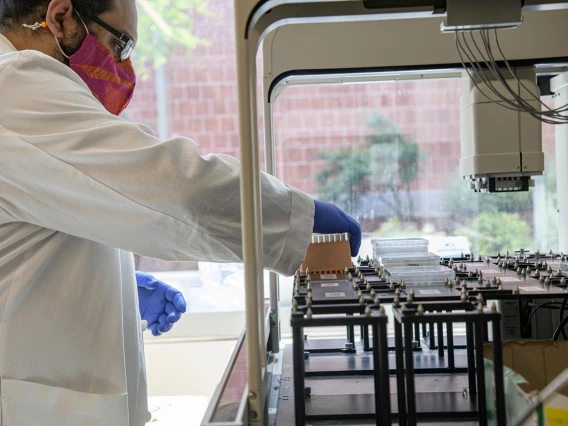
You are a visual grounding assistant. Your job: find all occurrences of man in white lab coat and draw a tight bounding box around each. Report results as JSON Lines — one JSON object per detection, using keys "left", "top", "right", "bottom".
{"left": 0, "top": 0, "right": 361, "bottom": 425}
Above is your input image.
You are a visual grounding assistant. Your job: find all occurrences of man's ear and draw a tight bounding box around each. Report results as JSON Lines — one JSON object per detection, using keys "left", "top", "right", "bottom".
{"left": 45, "top": 0, "right": 77, "bottom": 39}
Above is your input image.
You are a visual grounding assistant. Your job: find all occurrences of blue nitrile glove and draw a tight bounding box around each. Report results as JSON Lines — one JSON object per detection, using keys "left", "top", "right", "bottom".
{"left": 136, "top": 272, "right": 187, "bottom": 337}
{"left": 313, "top": 200, "right": 362, "bottom": 257}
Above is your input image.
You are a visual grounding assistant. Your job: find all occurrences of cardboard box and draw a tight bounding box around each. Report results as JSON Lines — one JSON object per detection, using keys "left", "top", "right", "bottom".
{"left": 484, "top": 340, "right": 568, "bottom": 425}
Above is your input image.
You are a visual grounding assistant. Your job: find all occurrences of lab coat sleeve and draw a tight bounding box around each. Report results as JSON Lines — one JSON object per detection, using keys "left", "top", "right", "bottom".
{"left": 0, "top": 51, "right": 315, "bottom": 276}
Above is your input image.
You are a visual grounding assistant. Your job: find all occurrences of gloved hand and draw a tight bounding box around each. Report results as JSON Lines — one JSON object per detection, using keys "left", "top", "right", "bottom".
{"left": 313, "top": 200, "right": 361, "bottom": 257}
{"left": 135, "top": 272, "right": 187, "bottom": 337}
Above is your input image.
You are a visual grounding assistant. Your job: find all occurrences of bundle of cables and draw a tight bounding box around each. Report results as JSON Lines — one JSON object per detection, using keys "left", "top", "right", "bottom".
{"left": 454, "top": 29, "right": 568, "bottom": 125}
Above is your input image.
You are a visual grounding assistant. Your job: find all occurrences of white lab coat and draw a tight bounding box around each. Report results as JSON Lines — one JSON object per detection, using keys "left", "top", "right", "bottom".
{"left": 0, "top": 35, "right": 314, "bottom": 425}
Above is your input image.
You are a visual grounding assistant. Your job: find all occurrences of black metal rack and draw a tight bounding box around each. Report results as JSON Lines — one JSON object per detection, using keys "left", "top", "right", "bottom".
{"left": 282, "top": 253, "right": 568, "bottom": 426}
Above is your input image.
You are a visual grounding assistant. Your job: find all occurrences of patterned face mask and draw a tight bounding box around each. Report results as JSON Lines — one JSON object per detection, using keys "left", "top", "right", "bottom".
{"left": 49, "top": 14, "right": 136, "bottom": 116}
{"left": 67, "top": 33, "right": 136, "bottom": 116}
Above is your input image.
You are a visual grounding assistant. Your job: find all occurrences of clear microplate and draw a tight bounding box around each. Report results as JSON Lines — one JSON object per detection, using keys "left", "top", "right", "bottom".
{"left": 379, "top": 252, "right": 440, "bottom": 268}
{"left": 385, "top": 265, "right": 456, "bottom": 286}
{"left": 372, "top": 238, "right": 429, "bottom": 257}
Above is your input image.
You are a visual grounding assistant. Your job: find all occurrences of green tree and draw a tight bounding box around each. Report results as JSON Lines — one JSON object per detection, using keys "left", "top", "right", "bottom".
{"left": 134, "top": 0, "right": 210, "bottom": 79}
{"left": 374, "top": 217, "right": 419, "bottom": 238}
{"left": 317, "top": 114, "right": 427, "bottom": 218}
{"left": 455, "top": 212, "right": 533, "bottom": 255}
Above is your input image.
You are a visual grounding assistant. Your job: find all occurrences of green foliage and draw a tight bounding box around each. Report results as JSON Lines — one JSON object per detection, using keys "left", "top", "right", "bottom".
{"left": 536, "top": 162, "right": 559, "bottom": 251}
{"left": 317, "top": 113, "right": 427, "bottom": 217}
{"left": 374, "top": 217, "right": 419, "bottom": 238}
{"left": 134, "top": 0, "right": 210, "bottom": 79}
{"left": 455, "top": 212, "right": 533, "bottom": 255}
{"left": 444, "top": 179, "right": 533, "bottom": 216}
{"left": 444, "top": 160, "right": 559, "bottom": 252}
{"left": 317, "top": 150, "right": 370, "bottom": 215}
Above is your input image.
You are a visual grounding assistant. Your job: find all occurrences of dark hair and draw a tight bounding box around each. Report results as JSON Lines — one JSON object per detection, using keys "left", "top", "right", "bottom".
{"left": 0, "top": 0, "right": 114, "bottom": 31}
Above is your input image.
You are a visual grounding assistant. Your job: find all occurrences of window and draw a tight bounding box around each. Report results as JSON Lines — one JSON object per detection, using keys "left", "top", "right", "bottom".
{"left": 127, "top": 0, "right": 246, "bottom": 316}
{"left": 272, "top": 78, "right": 557, "bottom": 337}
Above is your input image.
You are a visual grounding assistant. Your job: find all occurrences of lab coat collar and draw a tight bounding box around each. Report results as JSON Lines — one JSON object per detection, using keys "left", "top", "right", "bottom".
{"left": 0, "top": 34, "right": 17, "bottom": 52}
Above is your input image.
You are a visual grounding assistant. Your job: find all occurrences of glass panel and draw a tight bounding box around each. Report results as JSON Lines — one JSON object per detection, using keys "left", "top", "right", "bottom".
{"left": 273, "top": 79, "right": 557, "bottom": 337}
{"left": 125, "top": 1, "right": 246, "bottom": 315}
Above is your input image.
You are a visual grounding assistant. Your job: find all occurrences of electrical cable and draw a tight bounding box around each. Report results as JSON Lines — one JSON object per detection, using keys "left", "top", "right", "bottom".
{"left": 560, "top": 298, "right": 568, "bottom": 340}
{"left": 453, "top": 28, "right": 568, "bottom": 125}
{"left": 454, "top": 32, "right": 528, "bottom": 114}
{"left": 526, "top": 302, "right": 564, "bottom": 333}
{"left": 456, "top": 31, "right": 548, "bottom": 120}
{"left": 553, "top": 314, "right": 568, "bottom": 341}
{"left": 491, "top": 29, "right": 568, "bottom": 123}
{"left": 492, "top": 29, "right": 568, "bottom": 120}
{"left": 472, "top": 31, "right": 565, "bottom": 124}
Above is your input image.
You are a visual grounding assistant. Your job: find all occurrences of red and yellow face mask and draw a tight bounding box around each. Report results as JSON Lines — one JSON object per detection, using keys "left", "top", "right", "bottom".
{"left": 68, "top": 34, "right": 136, "bottom": 116}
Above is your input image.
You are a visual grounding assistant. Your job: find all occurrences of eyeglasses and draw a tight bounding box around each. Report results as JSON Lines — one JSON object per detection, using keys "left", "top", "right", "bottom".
{"left": 91, "top": 16, "right": 135, "bottom": 62}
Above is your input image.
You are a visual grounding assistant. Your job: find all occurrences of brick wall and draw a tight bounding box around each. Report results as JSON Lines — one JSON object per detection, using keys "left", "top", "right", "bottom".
{"left": 126, "top": 0, "right": 556, "bottom": 197}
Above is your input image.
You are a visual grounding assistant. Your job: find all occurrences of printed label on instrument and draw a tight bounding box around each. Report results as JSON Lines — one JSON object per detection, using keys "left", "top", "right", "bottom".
{"left": 325, "top": 292, "right": 346, "bottom": 298}
{"left": 418, "top": 289, "right": 441, "bottom": 295}
{"left": 520, "top": 286, "right": 547, "bottom": 292}
{"left": 321, "top": 282, "right": 340, "bottom": 287}
{"left": 320, "top": 274, "right": 338, "bottom": 280}
{"left": 499, "top": 277, "right": 520, "bottom": 282}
